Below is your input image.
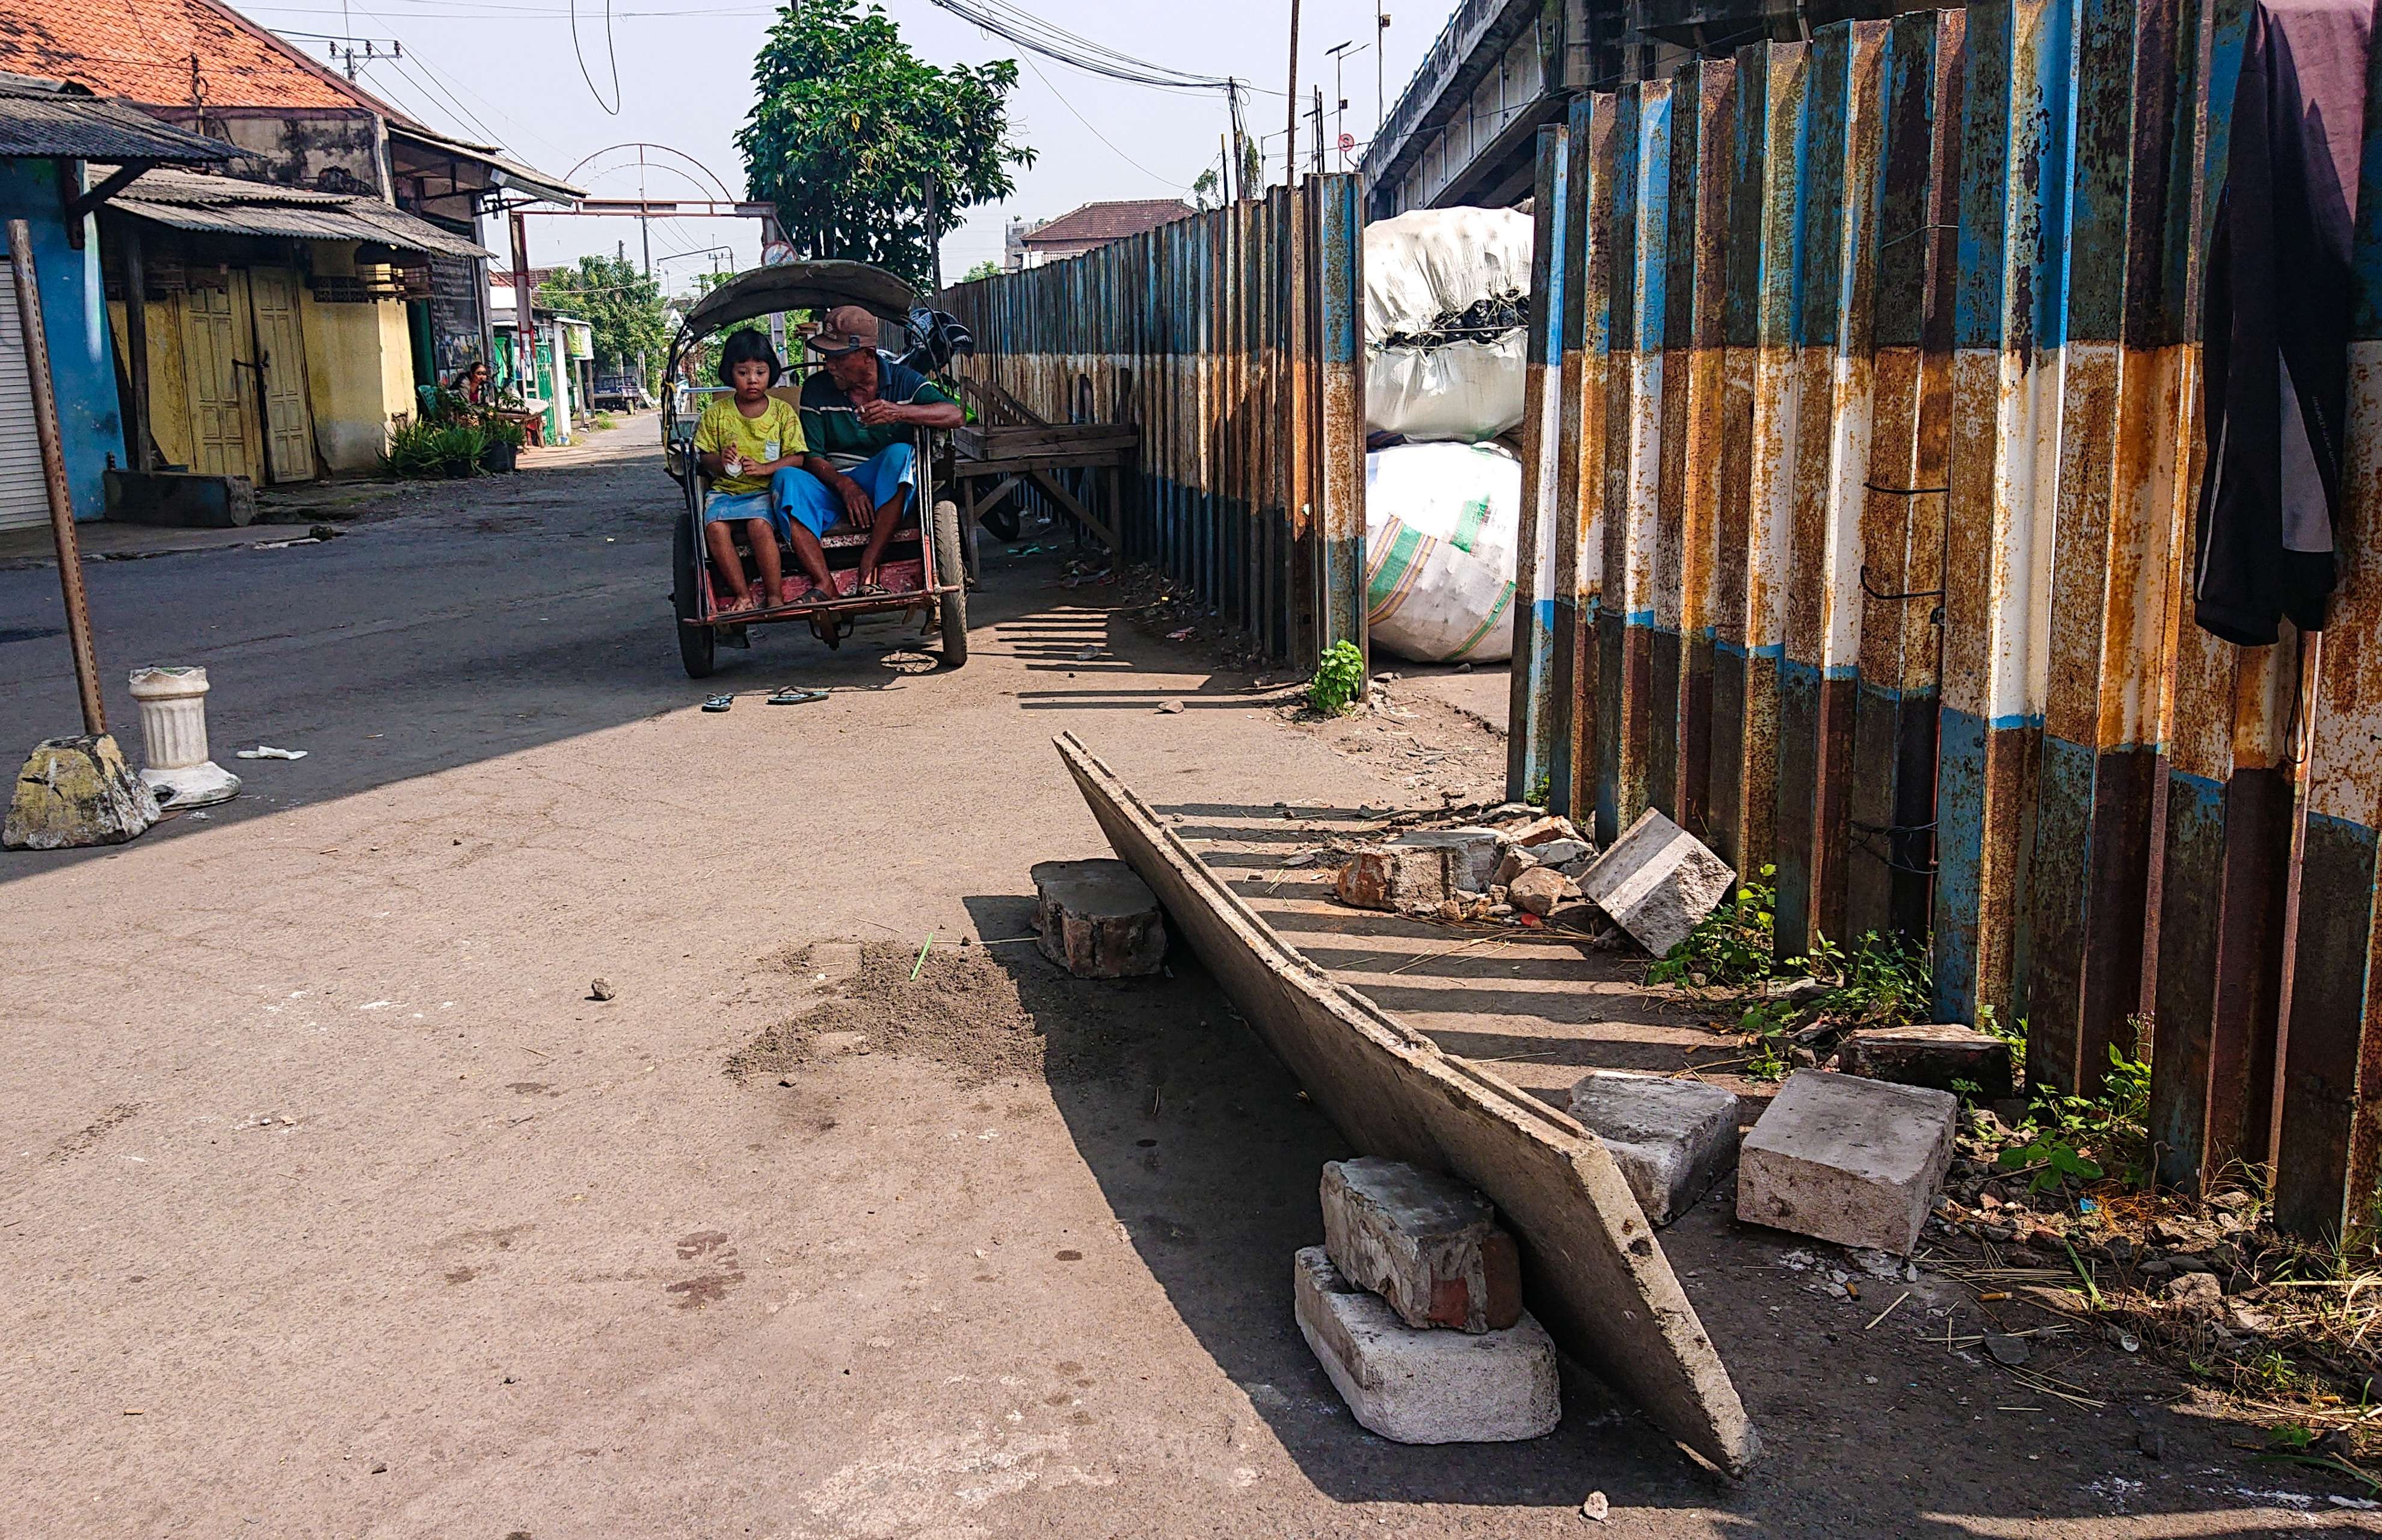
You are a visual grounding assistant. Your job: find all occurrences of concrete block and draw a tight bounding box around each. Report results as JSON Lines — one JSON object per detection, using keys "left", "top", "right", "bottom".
{"left": 1567, "top": 1070, "right": 1742, "bottom": 1226}
{"left": 1336, "top": 845, "right": 1456, "bottom": 911}
{"left": 3, "top": 734, "right": 159, "bottom": 851}
{"left": 1492, "top": 846, "right": 1539, "bottom": 887}
{"left": 1294, "top": 1247, "right": 1560, "bottom": 1444}
{"left": 1843, "top": 1023, "right": 2013, "bottom": 1100}
{"left": 1321, "top": 1157, "right": 1521, "bottom": 1332}
{"left": 1527, "top": 838, "right": 1591, "bottom": 869}
{"left": 1507, "top": 866, "right": 1576, "bottom": 918}
{"left": 1575, "top": 808, "right": 1735, "bottom": 958}
{"left": 1503, "top": 815, "right": 1584, "bottom": 849}
{"left": 1386, "top": 827, "right": 1503, "bottom": 890}
{"left": 1032, "top": 859, "right": 1166, "bottom": 977}
{"left": 1737, "top": 1072, "right": 1957, "bottom": 1254}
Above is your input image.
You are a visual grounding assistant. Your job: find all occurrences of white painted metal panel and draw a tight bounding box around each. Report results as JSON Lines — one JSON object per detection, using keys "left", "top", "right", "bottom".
{"left": 0, "top": 258, "right": 52, "bottom": 532}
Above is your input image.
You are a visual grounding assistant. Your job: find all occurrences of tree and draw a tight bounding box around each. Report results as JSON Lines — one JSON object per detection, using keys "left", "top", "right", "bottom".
{"left": 1192, "top": 167, "right": 1221, "bottom": 212}
{"left": 961, "top": 258, "right": 1002, "bottom": 282}
{"left": 538, "top": 253, "right": 668, "bottom": 387}
{"left": 739, "top": 0, "right": 1035, "bottom": 290}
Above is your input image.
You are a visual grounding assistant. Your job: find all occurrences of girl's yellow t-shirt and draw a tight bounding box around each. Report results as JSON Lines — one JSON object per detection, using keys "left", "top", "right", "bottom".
{"left": 694, "top": 396, "right": 805, "bottom": 495}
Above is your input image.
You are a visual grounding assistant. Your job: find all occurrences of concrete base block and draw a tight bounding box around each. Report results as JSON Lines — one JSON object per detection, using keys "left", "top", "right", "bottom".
{"left": 1386, "top": 827, "right": 1504, "bottom": 890}
{"left": 1737, "top": 1071, "right": 1957, "bottom": 1254}
{"left": 4, "top": 733, "right": 159, "bottom": 851}
{"left": 1294, "top": 1247, "right": 1560, "bottom": 1444}
{"left": 1843, "top": 1023, "right": 2014, "bottom": 1100}
{"left": 1575, "top": 808, "right": 1735, "bottom": 958}
{"left": 1032, "top": 858, "right": 1166, "bottom": 977}
{"left": 1567, "top": 1070, "right": 1742, "bottom": 1225}
{"left": 1321, "top": 1157, "right": 1521, "bottom": 1332}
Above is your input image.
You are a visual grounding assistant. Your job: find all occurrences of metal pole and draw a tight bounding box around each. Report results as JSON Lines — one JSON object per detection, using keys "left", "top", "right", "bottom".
{"left": 1377, "top": 8, "right": 1388, "bottom": 135}
{"left": 1285, "top": 0, "right": 1302, "bottom": 186}
{"left": 925, "top": 170, "right": 942, "bottom": 294}
{"left": 117, "top": 219, "right": 153, "bottom": 473}
{"left": 8, "top": 218, "right": 105, "bottom": 735}
{"left": 509, "top": 208, "right": 532, "bottom": 399}
{"left": 638, "top": 146, "right": 652, "bottom": 278}
{"left": 1313, "top": 87, "right": 1326, "bottom": 177}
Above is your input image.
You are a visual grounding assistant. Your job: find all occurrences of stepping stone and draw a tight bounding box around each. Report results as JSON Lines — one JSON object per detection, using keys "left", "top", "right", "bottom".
{"left": 1294, "top": 1247, "right": 1560, "bottom": 1444}
{"left": 1574, "top": 808, "right": 1735, "bottom": 958}
{"left": 1320, "top": 1157, "right": 1521, "bottom": 1333}
{"left": 1566, "top": 1070, "right": 1743, "bottom": 1225}
{"left": 1842, "top": 1023, "right": 2013, "bottom": 1100}
{"left": 1032, "top": 859, "right": 1166, "bottom": 978}
{"left": 1737, "top": 1071, "right": 1957, "bottom": 1255}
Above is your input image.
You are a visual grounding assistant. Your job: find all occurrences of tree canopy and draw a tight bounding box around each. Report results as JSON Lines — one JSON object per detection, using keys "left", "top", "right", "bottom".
{"left": 738, "top": 0, "right": 1034, "bottom": 290}
{"left": 538, "top": 253, "right": 668, "bottom": 384}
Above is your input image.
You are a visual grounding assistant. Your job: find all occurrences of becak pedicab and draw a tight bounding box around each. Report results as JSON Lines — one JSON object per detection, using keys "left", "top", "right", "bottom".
{"left": 659, "top": 259, "right": 975, "bottom": 679}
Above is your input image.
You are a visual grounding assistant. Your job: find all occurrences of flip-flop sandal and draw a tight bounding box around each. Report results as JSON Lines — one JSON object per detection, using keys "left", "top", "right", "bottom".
{"left": 768, "top": 688, "right": 827, "bottom": 706}
{"left": 702, "top": 694, "right": 733, "bottom": 712}
{"left": 852, "top": 581, "right": 891, "bottom": 598}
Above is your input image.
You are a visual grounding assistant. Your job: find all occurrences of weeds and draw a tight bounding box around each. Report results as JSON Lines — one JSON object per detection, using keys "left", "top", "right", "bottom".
{"left": 1307, "top": 640, "right": 1365, "bottom": 715}
{"left": 1648, "top": 865, "right": 1779, "bottom": 989}
{"left": 381, "top": 416, "right": 487, "bottom": 479}
{"left": 1995, "top": 1030, "right": 2154, "bottom": 1195}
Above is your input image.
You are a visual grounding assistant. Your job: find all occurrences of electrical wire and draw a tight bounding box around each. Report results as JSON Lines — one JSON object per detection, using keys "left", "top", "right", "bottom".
{"left": 570, "top": 0, "right": 623, "bottom": 114}
{"left": 926, "top": 0, "right": 1251, "bottom": 94}
{"left": 1018, "top": 54, "right": 1193, "bottom": 191}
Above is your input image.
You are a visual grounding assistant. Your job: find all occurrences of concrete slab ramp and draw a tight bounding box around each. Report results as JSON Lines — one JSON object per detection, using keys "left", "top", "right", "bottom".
{"left": 1057, "top": 733, "right": 1759, "bottom": 1475}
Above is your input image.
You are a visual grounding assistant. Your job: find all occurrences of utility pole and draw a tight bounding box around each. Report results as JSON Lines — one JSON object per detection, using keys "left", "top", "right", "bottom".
{"left": 1285, "top": 0, "right": 1301, "bottom": 186}
{"left": 1326, "top": 40, "right": 1358, "bottom": 170}
{"left": 1310, "top": 87, "right": 1325, "bottom": 179}
{"left": 1377, "top": 8, "right": 1390, "bottom": 135}
{"left": 638, "top": 144, "right": 652, "bottom": 277}
{"left": 924, "top": 169, "right": 942, "bottom": 294}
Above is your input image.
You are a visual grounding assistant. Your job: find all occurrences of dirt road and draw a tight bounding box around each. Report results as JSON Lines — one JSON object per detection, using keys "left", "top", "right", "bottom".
{"left": 0, "top": 427, "right": 2353, "bottom": 1537}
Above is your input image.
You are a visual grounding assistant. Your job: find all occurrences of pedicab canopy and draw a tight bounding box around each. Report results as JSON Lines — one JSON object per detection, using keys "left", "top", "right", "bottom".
{"left": 674, "top": 259, "right": 922, "bottom": 346}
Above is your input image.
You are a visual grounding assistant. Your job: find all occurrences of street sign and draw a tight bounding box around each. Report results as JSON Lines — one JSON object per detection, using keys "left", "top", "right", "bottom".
{"left": 1338, "top": 132, "right": 1356, "bottom": 154}
{"left": 760, "top": 241, "right": 795, "bottom": 268}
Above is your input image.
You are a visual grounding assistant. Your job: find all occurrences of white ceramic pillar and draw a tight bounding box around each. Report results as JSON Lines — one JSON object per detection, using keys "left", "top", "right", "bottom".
{"left": 127, "top": 665, "right": 241, "bottom": 808}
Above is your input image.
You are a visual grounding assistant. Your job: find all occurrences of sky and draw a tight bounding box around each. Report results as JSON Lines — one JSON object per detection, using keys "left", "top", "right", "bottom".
{"left": 227, "top": 0, "right": 1448, "bottom": 297}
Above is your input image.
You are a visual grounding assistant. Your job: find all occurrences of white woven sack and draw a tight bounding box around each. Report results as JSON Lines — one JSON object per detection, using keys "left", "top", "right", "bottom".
{"left": 1363, "top": 441, "right": 1521, "bottom": 663}
{"left": 1367, "top": 334, "right": 1528, "bottom": 442}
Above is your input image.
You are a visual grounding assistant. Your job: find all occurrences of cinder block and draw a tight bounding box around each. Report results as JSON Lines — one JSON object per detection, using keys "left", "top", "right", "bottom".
{"left": 1294, "top": 1247, "right": 1560, "bottom": 1444}
{"left": 1566, "top": 1070, "right": 1743, "bottom": 1225}
{"left": 1320, "top": 1157, "right": 1521, "bottom": 1332}
{"left": 1336, "top": 845, "right": 1456, "bottom": 911}
{"left": 1386, "top": 827, "right": 1504, "bottom": 890}
{"left": 1843, "top": 1023, "right": 2013, "bottom": 1099}
{"left": 1574, "top": 808, "right": 1735, "bottom": 958}
{"left": 1737, "top": 1072, "right": 1957, "bottom": 1254}
{"left": 1032, "top": 859, "right": 1166, "bottom": 977}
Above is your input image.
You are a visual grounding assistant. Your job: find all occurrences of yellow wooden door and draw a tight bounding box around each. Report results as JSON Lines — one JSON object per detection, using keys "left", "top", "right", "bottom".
{"left": 246, "top": 267, "right": 315, "bottom": 482}
{"left": 180, "top": 281, "right": 251, "bottom": 479}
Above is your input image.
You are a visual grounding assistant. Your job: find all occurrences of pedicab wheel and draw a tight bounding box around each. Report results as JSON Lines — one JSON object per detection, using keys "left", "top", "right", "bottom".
{"left": 672, "top": 516, "right": 716, "bottom": 679}
{"left": 934, "top": 499, "right": 969, "bottom": 668}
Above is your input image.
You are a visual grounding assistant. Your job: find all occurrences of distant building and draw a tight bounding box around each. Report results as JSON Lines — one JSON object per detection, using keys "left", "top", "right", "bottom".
{"left": 1012, "top": 200, "right": 1194, "bottom": 269}
{"left": 1002, "top": 216, "right": 1045, "bottom": 272}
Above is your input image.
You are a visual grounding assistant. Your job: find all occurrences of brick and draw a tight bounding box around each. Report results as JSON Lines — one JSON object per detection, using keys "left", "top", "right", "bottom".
{"left": 1031, "top": 859, "right": 1165, "bottom": 978}
{"left": 1503, "top": 814, "right": 1584, "bottom": 848}
{"left": 1335, "top": 845, "right": 1456, "bottom": 911}
{"left": 1566, "top": 1070, "right": 1743, "bottom": 1225}
{"left": 1386, "top": 827, "right": 1503, "bottom": 890}
{"left": 1507, "top": 866, "right": 1576, "bottom": 917}
{"left": 1574, "top": 808, "right": 1735, "bottom": 958}
{"left": 1293, "top": 1247, "right": 1560, "bottom": 1444}
{"left": 1842, "top": 1023, "right": 2014, "bottom": 1100}
{"left": 1320, "top": 1157, "right": 1521, "bottom": 1332}
{"left": 1737, "top": 1072, "right": 1958, "bottom": 1254}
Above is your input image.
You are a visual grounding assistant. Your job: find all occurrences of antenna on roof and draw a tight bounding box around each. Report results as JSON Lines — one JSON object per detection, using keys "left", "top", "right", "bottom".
{"left": 327, "top": 38, "right": 401, "bottom": 81}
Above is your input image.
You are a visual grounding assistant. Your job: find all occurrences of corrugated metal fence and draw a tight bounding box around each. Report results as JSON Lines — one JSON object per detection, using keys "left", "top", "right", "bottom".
{"left": 1513, "top": 0, "right": 2382, "bottom": 1237}
{"left": 944, "top": 176, "right": 1367, "bottom": 670}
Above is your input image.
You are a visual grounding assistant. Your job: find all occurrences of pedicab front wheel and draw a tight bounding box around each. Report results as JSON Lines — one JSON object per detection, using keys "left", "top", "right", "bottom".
{"left": 672, "top": 514, "right": 717, "bottom": 679}
{"left": 934, "top": 499, "right": 968, "bottom": 668}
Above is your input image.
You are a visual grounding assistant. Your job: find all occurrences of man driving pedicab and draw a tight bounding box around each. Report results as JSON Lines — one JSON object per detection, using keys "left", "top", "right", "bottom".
{"left": 781, "top": 304, "right": 965, "bottom": 594}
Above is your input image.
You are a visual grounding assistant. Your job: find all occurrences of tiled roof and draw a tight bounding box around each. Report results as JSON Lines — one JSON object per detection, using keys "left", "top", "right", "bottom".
{"left": 0, "top": 71, "right": 235, "bottom": 161}
{"left": 0, "top": 0, "right": 399, "bottom": 116}
{"left": 1020, "top": 199, "right": 1195, "bottom": 247}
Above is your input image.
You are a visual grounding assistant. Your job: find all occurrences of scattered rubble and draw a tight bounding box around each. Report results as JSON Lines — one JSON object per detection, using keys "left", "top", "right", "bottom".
{"left": 1385, "top": 827, "right": 1503, "bottom": 889}
{"left": 1566, "top": 1070, "right": 1742, "bottom": 1226}
{"left": 1293, "top": 1246, "right": 1560, "bottom": 1444}
{"left": 1335, "top": 843, "right": 1458, "bottom": 911}
{"left": 1506, "top": 864, "right": 1575, "bottom": 918}
{"left": 1320, "top": 1157, "right": 1521, "bottom": 1333}
{"left": 1737, "top": 1072, "right": 1957, "bottom": 1254}
{"left": 1032, "top": 858, "right": 1166, "bottom": 978}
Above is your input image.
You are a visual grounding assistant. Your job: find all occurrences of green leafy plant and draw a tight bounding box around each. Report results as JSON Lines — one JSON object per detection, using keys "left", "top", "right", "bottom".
{"left": 481, "top": 414, "right": 528, "bottom": 451}
{"left": 1649, "top": 865, "right": 1777, "bottom": 988}
{"left": 383, "top": 416, "right": 486, "bottom": 479}
{"left": 1308, "top": 640, "right": 1365, "bottom": 715}
{"left": 1996, "top": 1034, "right": 2153, "bottom": 1193}
{"left": 589, "top": 413, "right": 619, "bottom": 431}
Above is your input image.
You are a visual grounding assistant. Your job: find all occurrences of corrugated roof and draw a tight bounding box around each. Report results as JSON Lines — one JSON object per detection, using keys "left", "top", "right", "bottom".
{"left": 0, "top": 71, "right": 235, "bottom": 161}
{"left": 107, "top": 164, "right": 493, "bottom": 257}
{"left": 1020, "top": 199, "right": 1195, "bottom": 247}
{"left": 389, "top": 122, "right": 583, "bottom": 207}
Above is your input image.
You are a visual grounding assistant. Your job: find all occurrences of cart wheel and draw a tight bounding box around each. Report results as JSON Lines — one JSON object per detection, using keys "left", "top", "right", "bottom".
{"left": 672, "top": 516, "right": 716, "bottom": 679}
{"left": 934, "top": 499, "right": 969, "bottom": 668}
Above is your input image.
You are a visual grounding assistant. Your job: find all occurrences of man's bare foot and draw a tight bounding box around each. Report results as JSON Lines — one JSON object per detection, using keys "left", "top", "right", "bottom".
{"left": 718, "top": 591, "right": 756, "bottom": 615}
{"left": 761, "top": 588, "right": 789, "bottom": 609}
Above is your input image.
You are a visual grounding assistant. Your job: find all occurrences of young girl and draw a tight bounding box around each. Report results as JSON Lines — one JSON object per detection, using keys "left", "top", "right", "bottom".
{"left": 692, "top": 330, "right": 837, "bottom": 611}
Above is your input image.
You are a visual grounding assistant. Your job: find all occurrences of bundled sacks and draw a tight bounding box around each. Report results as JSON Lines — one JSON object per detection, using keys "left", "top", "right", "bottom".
{"left": 1363, "top": 207, "right": 1534, "bottom": 443}
{"left": 1364, "top": 442, "right": 1521, "bottom": 663}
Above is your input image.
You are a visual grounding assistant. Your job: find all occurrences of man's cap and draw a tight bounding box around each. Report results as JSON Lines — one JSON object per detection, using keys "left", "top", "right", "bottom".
{"left": 808, "top": 306, "right": 881, "bottom": 357}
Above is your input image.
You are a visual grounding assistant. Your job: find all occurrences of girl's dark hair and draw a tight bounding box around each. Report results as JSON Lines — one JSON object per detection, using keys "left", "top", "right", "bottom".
{"left": 717, "top": 328, "right": 782, "bottom": 387}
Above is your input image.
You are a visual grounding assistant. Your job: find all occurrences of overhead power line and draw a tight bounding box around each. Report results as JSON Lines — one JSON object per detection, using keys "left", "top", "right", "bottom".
{"left": 924, "top": 0, "right": 1245, "bottom": 94}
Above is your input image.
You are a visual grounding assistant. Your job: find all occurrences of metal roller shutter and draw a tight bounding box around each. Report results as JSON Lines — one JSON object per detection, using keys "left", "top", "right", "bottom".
{"left": 0, "top": 258, "right": 53, "bottom": 532}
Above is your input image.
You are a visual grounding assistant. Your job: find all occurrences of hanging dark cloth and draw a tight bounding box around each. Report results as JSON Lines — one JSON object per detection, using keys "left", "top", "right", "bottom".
{"left": 2194, "top": 0, "right": 2375, "bottom": 646}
